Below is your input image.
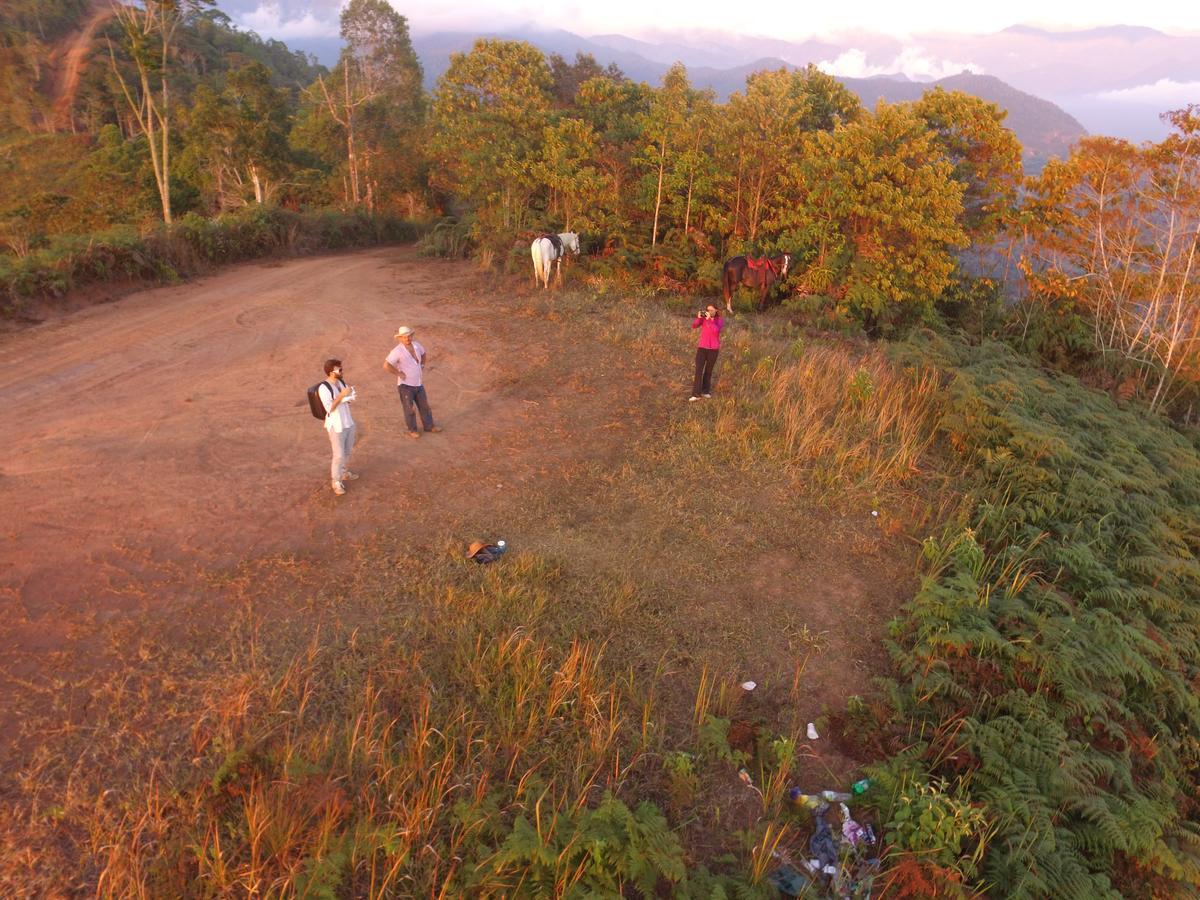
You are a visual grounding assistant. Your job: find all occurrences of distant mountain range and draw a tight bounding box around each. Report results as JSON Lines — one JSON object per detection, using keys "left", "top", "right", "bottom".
{"left": 397, "top": 22, "right": 1199, "bottom": 146}
{"left": 409, "top": 29, "right": 1088, "bottom": 170}
{"left": 214, "top": 9, "right": 1200, "bottom": 155}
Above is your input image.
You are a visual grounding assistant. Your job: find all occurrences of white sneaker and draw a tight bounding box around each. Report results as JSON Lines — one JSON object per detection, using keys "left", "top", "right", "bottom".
{"left": 702, "top": 393, "right": 712, "bottom": 399}
{"left": 332, "top": 481, "right": 346, "bottom": 495}
{"left": 342, "top": 471, "right": 359, "bottom": 481}
{"left": 688, "top": 396, "right": 699, "bottom": 402}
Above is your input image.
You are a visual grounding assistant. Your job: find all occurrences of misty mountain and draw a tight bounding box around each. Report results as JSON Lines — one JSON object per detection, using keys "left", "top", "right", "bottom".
{"left": 403, "top": 23, "right": 1199, "bottom": 145}
{"left": 410, "top": 31, "right": 1086, "bottom": 170}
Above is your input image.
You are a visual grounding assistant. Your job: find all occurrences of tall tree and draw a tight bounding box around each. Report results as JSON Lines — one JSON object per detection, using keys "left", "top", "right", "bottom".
{"left": 571, "top": 75, "right": 651, "bottom": 247}
{"left": 183, "top": 62, "right": 291, "bottom": 208}
{"left": 108, "top": 0, "right": 212, "bottom": 224}
{"left": 780, "top": 102, "right": 967, "bottom": 332}
{"left": 721, "top": 66, "right": 860, "bottom": 243}
{"left": 536, "top": 116, "right": 606, "bottom": 232}
{"left": 314, "top": 0, "right": 421, "bottom": 209}
{"left": 548, "top": 52, "right": 623, "bottom": 107}
{"left": 430, "top": 39, "right": 554, "bottom": 235}
{"left": 1022, "top": 109, "right": 1200, "bottom": 410}
{"left": 913, "top": 88, "right": 1024, "bottom": 244}
{"left": 637, "top": 63, "right": 691, "bottom": 247}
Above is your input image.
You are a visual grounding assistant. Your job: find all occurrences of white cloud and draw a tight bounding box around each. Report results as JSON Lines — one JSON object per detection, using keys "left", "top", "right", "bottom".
{"left": 817, "top": 45, "right": 982, "bottom": 81}
{"left": 1094, "top": 78, "right": 1200, "bottom": 105}
{"left": 239, "top": 2, "right": 339, "bottom": 39}
{"left": 819, "top": 49, "right": 884, "bottom": 78}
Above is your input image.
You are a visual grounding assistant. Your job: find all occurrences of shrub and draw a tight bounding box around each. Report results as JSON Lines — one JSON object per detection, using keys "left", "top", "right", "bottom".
{"left": 880, "top": 333, "right": 1200, "bottom": 897}
{"left": 0, "top": 208, "right": 420, "bottom": 317}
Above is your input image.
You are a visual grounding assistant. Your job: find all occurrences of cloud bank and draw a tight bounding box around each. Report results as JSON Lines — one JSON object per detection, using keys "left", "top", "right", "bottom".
{"left": 818, "top": 46, "right": 982, "bottom": 81}
{"left": 238, "top": 2, "right": 339, "bottom": 40}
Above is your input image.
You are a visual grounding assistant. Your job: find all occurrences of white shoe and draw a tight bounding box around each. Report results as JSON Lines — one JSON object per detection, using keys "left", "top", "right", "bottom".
{"left": 702, "top": 393, "right": 712, "bottom": 399}
{"left": 688, "top": 396, "right": 699, "bottom": 402}
{"left": 342, "top": 471, "right": 359, "bottom": 481}
{"left": 332, "top": 481, "right": 346, "bottom": 495}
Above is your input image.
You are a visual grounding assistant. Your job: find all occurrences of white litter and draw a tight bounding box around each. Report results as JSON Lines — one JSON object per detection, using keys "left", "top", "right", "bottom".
{"left": 807, "top": 722, "right": 820, "bottom": 740}
{"left": 741, "top": 680, "right": 757, "bottom": 691}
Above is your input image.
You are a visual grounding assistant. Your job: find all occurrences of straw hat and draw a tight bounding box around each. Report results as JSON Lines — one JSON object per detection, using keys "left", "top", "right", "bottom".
{"left": 394, "top": 325, "right": 414, "bottom": 338}
{"left": 466, "top": 540, "right": 491, "bottom": 559}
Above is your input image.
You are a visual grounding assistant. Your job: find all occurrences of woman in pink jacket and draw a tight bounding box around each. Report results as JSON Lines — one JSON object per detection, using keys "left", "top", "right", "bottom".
{"left": 690, "top": 303, "right": 724, "bottom": 401}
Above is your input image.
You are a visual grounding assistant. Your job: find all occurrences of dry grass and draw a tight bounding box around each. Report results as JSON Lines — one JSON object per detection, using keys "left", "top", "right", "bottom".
{"left": 2, "top": 281, "right": 961, "bottom": 895}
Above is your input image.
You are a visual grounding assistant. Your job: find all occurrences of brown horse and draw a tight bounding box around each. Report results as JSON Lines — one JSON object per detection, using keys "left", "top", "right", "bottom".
{"left": 722, "top": 253, "right": 791, "bottom": 312}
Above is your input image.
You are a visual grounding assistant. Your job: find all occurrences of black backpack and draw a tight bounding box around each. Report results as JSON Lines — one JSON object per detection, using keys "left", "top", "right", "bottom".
{"left": 306, "top": 380, "right": 340, "bottom": 420}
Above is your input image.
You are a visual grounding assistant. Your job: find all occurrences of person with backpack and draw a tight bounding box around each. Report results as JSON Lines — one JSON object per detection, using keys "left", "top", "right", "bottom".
{"left": 314, "top": 358, "right": 357, "bottom": 495}
{"left": 384, "top": 325, "right": 442, "bottom": 439}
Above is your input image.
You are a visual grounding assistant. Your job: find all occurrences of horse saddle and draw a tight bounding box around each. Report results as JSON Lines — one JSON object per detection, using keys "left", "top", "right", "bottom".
{"left": 745, "top": 256, "right": 778, "bottom": 274}
{"left": 541, "top": 233, "right": 563, "bottom": 256}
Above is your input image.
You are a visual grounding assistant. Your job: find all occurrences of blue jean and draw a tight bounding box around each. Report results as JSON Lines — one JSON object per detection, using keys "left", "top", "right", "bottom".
{"left": 397, "top": 384, "right": 434, "bottom": 433}
{"left": 328, "top": 425, "right": 356, "bottom": 483}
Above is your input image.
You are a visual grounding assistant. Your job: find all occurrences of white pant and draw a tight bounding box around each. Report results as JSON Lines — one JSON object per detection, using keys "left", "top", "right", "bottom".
{"left": 328, "top": 425, "right": 356, "bottom": 483}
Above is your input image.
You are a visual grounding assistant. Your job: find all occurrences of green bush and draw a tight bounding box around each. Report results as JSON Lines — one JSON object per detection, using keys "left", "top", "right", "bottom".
{"left": 0, "top": 208, "right": 420, "bottom": 316}
{"left": 881, "top": 333, "right": 1200, "bottom": 898}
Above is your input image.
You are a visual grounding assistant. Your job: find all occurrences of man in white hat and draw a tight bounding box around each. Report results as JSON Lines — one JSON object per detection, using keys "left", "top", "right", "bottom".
{"left": 383, "top": 325, "right": 442, "bottom": 438}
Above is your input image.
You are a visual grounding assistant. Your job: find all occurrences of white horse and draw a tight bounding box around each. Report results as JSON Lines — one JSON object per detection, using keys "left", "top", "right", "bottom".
{"left": 531, "top": 232, "right": 580, "bottom": 289}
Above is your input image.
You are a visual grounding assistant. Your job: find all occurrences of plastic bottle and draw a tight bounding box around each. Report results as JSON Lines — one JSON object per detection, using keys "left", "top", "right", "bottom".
{"left": 821, "top": 789, "right": 852, "bottom": 802}
{"left": 788, "top": 787, "right": 822, "bottom": 809}
{"left": 852, "top": 778, "right": 872, "bottom": 795}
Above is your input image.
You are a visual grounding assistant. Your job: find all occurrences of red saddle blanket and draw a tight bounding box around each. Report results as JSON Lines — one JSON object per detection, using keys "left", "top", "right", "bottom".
{"left": 745, "top": 256, "right": 778, "bottom": 274}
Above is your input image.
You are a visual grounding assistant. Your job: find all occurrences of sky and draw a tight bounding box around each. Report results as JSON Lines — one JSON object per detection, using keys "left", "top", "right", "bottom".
{"left": 233, "top": 0, "right": 1200, "bottom": 41}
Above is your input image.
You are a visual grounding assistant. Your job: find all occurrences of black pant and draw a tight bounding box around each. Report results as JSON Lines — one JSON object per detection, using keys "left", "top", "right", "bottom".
{"left": 693, "top": 347, "right": 719, "bottom": 396}
{"left": 397, "top": 384, "right": 434, "bottom": 432}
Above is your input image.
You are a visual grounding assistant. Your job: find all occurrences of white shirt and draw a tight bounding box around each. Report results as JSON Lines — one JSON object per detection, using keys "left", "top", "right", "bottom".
{"left": 320, "top": 379, "right": 355, "bottom": 433}
{"left": 386, "top": 340, "right": 425, "bottom": 387}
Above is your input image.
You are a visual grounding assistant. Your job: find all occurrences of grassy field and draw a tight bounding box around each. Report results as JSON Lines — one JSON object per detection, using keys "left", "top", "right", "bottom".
{"left": 2, "top": 281, "right": 952, "bottom": 896}
{"left": 9, "top": 267, "right": 1196, "bottom": 896}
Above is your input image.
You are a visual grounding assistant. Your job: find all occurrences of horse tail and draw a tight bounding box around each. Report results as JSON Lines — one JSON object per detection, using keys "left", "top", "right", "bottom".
{"left": 721, "top": 257, "right": 741, "bottom": 308}
{"left": 531, "top": 239, "right": 546, "bottom": 286}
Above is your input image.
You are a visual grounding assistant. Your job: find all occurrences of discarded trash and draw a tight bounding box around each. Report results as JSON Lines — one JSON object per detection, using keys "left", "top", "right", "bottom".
{"left": 741, "top": 680, "right": 757, "bottom": 691}
{"left": 466, "top": 540, "right": 508, "bottom": 564}
{"left": 788, "top": 788, "right": 822, "bottom": 809}
{"left": 808, "top": 808, "right": 840, "bottom": 870}
{"left": 821, "top": 789, "right": 852, "bottom": 802}
{"left": 767, "top": 863, "right": 812, "bottom": 896}
{"left": 738, "top": 768, "right": 753, "bottom": 786}
{"left": 840, "top": 803, "right": 868, "bottom": 846}
{"left": 871, "top": 510, "right": 879, "bottom": 517}
{"left": 852, "top": 777, "right": 872, "bottom": 795}
{"left": 806, "top": 722, "right": 819, "bottom": 740}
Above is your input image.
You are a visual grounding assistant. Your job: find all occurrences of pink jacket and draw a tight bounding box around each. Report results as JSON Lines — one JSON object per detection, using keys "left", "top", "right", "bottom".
{"left": 692, "top": 314, "right": 724, "bottom": 350}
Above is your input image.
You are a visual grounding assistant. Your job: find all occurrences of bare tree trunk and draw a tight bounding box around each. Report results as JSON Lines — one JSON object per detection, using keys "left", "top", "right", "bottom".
{"left": 684, "top": 171, "right": 693, "bottom": 235}
{"left": 109, "top": 2, "right": 176, "bottom": 225}
{"left": 249, "top": 162, "right": 263, "bottom": 204}
{"left": 344, "top": 64, "right": 359, "bottom": 204}
{"left": 651, "top": 135, "right": 667, "bottom": 247}
{"left": 732, "top": 142, "right": 746, "bottom": 238}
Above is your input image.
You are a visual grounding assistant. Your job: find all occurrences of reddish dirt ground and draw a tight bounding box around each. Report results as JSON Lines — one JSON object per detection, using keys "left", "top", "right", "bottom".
{"left": 0, "top": 249, "right": 561, "bottom": 686}
{"left": 0, "top": 249, "right": 917, "bottom": 887}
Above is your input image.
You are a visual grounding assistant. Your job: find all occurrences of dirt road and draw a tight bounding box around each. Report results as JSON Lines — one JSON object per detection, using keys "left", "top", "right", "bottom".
{"left": 0, "top": 247, "right": 542, "bottom": 675}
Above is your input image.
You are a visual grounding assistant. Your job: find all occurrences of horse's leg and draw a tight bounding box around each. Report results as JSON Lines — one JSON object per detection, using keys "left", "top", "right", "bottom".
{"left": 723, "top": 271, "right": 733, "bottom": 312}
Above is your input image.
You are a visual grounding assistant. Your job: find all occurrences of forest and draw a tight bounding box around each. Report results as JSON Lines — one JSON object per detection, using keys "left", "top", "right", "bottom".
{"left": 1, "top": 0, "right": 1197, "bottom": 417}
{"left": 1, "top": 1, "right": 1199, "bottom": 897}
